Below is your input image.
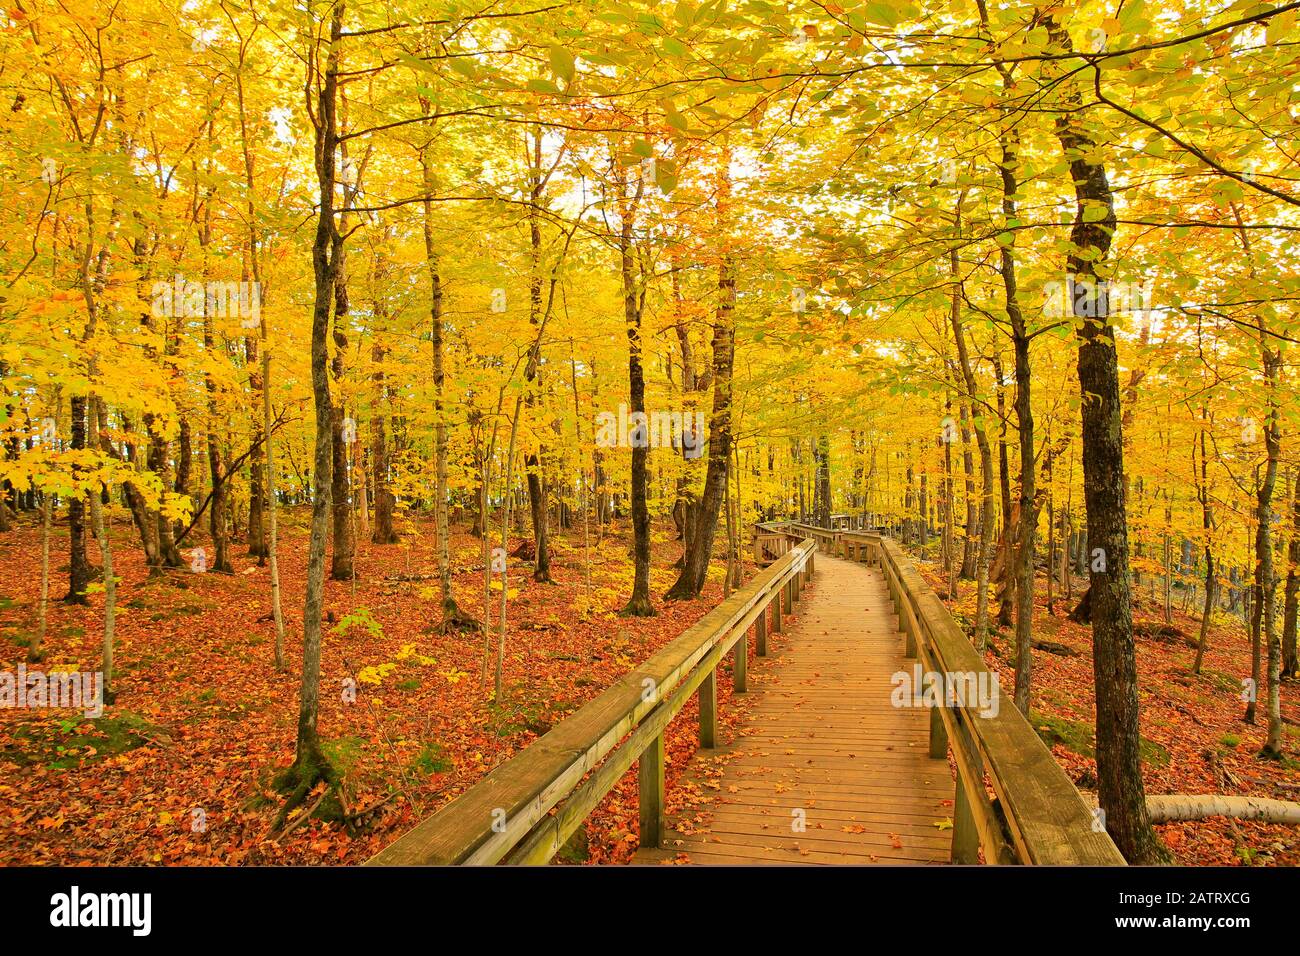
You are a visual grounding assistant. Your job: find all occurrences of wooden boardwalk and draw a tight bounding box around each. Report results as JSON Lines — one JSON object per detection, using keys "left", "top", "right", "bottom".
{"left": 637, "top": 554, "right": 954, "bottom": 865}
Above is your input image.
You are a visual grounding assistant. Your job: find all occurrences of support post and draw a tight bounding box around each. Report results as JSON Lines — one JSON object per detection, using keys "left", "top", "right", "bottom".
{"left": 639, "top": 734, "right": 665, "bottom": 848}
{"left": 951, "top": 768, "right": 980, "bottom": 864}
{"left": 929, "top": 698, "right": 949, "bottom": 758}
{"left": 734, "top": 632, "right": 747, "bottom": 693}
{"left": 773, "top": 590, "right": 783, "bottom": 632}
{"left": 756, "top": 607, "right": 768, "bottom": 656}
{"left": 699, "top": 669, "right": 717, "bottom": 748}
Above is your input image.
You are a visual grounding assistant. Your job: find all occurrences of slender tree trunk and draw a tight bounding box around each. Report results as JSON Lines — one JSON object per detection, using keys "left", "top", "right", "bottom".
{"left": 1041, "top": 9, "right": 1163, "bottom": 863}
{"left": 1282, "top": 469, "right": 1299, "bottom": 679}
{"left": 29, "top": 493, "right": 51, "bottom": 662}
{"left": 1193, "top": 407, "right": 1214, "bottom": 675}
{"left": 992, "top": 353, "right": 1015, "bottom": 629}
{"left": 328, "top": 258, "right": 354, "bottom": 581}
{"left": 246, "top": 331, "right": 268, "bottom": 562}
{"left": 665, "top": 183, "right": 736, "bottom": 601}
{"left": 523, "top": 126, "right": 553, "bottom": 583}
{"left": 996, "top": 122, "right": 1036, "bottom": 716}
{"left": 615, "top": 162, "right": 654, "bottom": 616}
{"left": 947, "top": 200, "right": 994, "bottom": 650}
{"left": 280, "top": 4, "right": 344, "bottom": 806}
{"left": 89, "top": 399, "right": 117, "bottom": 705}
{"left": 65, "top": 396, "right": 91, "bottom": 603}
{"left": 420, "top": 147, "right": 473, "bottom": 628}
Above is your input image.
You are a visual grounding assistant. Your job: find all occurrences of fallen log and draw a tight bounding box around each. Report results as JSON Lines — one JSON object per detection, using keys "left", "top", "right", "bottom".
{"left": 1145, "top": 795, "right": 1300, "bottom": 826}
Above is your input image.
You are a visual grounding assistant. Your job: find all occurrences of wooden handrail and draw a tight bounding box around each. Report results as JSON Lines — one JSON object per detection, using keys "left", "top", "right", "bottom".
{"left": 367, "top": 527, "right": 817, "bottom": 866}
{"left": 837, "top": 528, "right": 1127, "bottom": 866}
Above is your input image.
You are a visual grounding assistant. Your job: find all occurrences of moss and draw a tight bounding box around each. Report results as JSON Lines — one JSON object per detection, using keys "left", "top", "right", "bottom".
{"left": 395, "top": 678, "right": 420, "bottom": 692}
{"left": 556, "top": 825, "right": 590, "bottom": 863}
{"left": 489, "top": 699, "right": 550, "bottom": 737}
{"left": 1030, "top": 710, "right": 1170, "bottom": 768}
{"left": 1196, "top": 669, "right": 1241, "bottom": 695}
{"left": 1219, "top": 733, "right": 1241, "bottom": 749}
{"left": 0, "top": 712, "right": 168, "bottom": 770}
{"left": 409, "top": 742, "right": 452, "bottom": 776}
{"left": 320, "top": 735, "right": 367, "bottom": 775}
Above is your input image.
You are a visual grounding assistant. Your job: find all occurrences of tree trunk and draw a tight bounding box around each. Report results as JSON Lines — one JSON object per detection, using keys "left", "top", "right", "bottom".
{"left": 1042, "top": 10, "right": 1164, "bottom": 864}
{"left": 420, "top": 147, "right": 474, "bottom": 628}
{"left": 615, "top": 161, "right": 654, "bottom": 616}
{"left": 666, "top": 156, "right": 736, "bottom": 602}
{"left": 279, "top": 4, "right": 343, "bottom": 809}
{"left": 64, "top": 395, "right": 92, "bottom": 603}
{"left": 1282, "top": 469, "right": 1299, "bottom": 679}
{"left": 947, "top": 202, "right": 994, "bottom": 650}
{"left": 328, "top": 262, "right": 354, "bottom": 581}
{"left": 1193, "top": 407, "right": 1214, "bottom": 675}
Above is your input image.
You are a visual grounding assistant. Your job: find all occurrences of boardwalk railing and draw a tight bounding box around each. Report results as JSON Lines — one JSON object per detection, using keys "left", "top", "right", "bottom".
{"left": 833, "top": 527, "right": 1127, "bottom": 866}
{"left": 367, "top": 525, "right": 817, "bottom": 866}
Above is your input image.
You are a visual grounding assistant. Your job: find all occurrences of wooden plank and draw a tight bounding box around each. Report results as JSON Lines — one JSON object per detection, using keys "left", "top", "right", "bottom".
{"left": 873, "top": 537, "right": 1127, "bottom": 866}
{"left": 639, "top": 734, "right": 665, "bottom": 848}
{"left": 655, "top": 554, "right": 955, "bottom": 867}
{"left": 699, "top": 668, "right": 717, "bottom": 748}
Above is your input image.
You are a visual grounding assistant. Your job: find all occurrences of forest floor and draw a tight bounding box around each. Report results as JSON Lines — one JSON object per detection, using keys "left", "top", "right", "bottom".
{"left": 915, "top": 552, "right": 1300, "bottom": 866}
{"left": 1, "top": 513, "right": 1296, "bottom": 866}
{"left": 0, "top": 509, "right": 747, "bottom": 865}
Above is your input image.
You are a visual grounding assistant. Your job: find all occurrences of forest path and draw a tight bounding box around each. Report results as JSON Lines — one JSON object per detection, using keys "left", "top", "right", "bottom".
{"left": 636, "top": 555, "right": 954, "bottom": 865}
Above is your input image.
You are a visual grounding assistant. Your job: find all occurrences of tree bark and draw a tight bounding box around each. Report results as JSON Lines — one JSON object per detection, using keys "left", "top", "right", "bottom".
{"left": 1041, "top": 9, "right": 1164, "bottom": 864}
{"left": 666, "top": 153, "right": 736, "bottom": 602}
{"left": 420, "top": 146, "right": 474, "bottom": 628}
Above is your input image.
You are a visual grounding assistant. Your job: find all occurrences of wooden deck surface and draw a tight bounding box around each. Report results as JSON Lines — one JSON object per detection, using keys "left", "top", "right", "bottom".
{"left": 636, "top": 554, "right": 955, "bottom": 865}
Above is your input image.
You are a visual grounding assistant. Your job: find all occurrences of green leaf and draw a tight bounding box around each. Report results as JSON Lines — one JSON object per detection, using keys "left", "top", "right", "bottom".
{"left": 662, "top": 36, "right": 688, "bottom": 58}
{"left": 548, "top": 45, "right": 576, "bottom": 83}
{"left": 655, "top": 158, "right": 678, "bottom": 194}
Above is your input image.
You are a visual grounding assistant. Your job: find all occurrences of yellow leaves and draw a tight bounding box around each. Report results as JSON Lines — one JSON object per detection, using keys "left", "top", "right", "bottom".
{"left": 441, "top": 667, "right": 471, "bottom": 685}
{"left": 395, "top": 643, "right": 437, "bottom": 666}
{"left": 488, "top": 579, "right": 520, "bottom": 600}
{"left": 356, "top": 662, "right": 397, "bottom": 686}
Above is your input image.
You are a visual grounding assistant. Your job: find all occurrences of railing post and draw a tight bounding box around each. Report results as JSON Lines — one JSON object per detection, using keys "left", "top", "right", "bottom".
{"left": 773, "top": 589, "right": 783, "bottom": 632}
{"left": 699, "top": 668, "right": 717, "bottom": 748}
{"left": 639, "top": 735, "right": 665, "bottom": 848}
{"left": 733, "top": 632, "right": 747, "bottom": 693}
{"left": 756, "top": 605, "right": 768, "bottom": 656}
{"left": 951, "top": 766, "right": 980, "bottom": 864}
{"left": 929, "top": 696, "right": 949, "bottom": 759}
